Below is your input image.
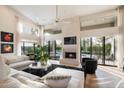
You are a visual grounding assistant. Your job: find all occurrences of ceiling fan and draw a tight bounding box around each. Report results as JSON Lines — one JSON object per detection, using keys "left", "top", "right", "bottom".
{"left": 47, "top": 5, "right": 70, "bottom": 26}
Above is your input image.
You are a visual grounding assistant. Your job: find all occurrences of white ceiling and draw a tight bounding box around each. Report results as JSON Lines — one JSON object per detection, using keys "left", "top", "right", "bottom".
{"left": 10, "top": 5, "right": 119, "bottom": 26}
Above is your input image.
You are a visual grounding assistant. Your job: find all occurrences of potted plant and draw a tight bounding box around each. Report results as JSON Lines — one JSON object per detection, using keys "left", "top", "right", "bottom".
{"left": 35, "top": 45, "right": 49, "bottom": 66}
{"left": 40, "top": 53, "right": 49, "bottom": 66}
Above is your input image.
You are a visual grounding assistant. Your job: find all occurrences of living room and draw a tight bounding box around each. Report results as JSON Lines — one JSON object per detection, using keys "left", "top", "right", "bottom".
{"left": 0, "top": 0, "right": 124, "bottom": 90}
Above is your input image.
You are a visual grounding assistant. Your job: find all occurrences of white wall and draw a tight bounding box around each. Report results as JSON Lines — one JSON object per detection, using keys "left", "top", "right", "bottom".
{"left": 45, "top": 34, "right": 62, "bottom": 42}
{"left": 80, "top": 27, "right": 119, "bottom": 37}
{"left": 0, "top": 6, "right": 40, "bottom": 56}
{"left": 0, "top": 6, "right": 17, "bottom": 56}
{"left": 61, "top": 17, "right": 81, "bottom": 65}
{"left": 116, "top": 6, "right": 124, "bottom": 69}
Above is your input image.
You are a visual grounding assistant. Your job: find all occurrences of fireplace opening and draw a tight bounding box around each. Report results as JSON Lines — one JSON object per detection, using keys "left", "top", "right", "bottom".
{"left": 65, "top": 52, "right": 76, "bottom": 59}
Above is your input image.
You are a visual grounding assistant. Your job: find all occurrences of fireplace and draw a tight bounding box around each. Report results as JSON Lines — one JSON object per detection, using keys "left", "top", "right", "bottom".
{"left": 65, "top": 52, "right": 76, "bottom": 59}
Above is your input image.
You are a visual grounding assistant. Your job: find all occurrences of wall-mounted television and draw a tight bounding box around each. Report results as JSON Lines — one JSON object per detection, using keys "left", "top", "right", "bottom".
{"left": 1, "top": 44, "right": 14, "bottom": 53}
{"left": 64, "top": 36, "right": 76, "bottom": 45}
{"left": 1, "top": 31, "right": 14, "bottom": 42}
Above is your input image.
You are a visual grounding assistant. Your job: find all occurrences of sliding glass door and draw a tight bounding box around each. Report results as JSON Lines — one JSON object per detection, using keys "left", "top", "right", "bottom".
{"left": 105, "top": 36, "right": 116, "bottom": 65}
{"left": 81, "top": 36, "right": 116, "bottom": 66}
{"left": 92, "top": 37, "right": 104, "bottom": 64}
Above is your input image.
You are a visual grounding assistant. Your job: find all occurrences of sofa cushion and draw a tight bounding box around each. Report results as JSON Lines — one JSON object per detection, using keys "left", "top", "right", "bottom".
{"left": 0, "top": 56, "right": 11, "bottom": 81}
{"left": 9, "top": 60, "right": 34, "bottom": 69}
{"left": 41, "top": 67, "right": 84, "bottom": 88}
{"left": 5, "top": 56, "right": 25, "bottom": 65}
{"left": 3, "top": 55, "right": 30, "bottom": 65}
{"left": 44, "top": 75, "right": 71, "bottom": 88}
{"left": 0, "top": 77, "right": 29, "bottom": 88}
{"left": 22, "top": 55, "right": 30, "bottom": 60}
{"left": 15, "top": 70, "right": 40, "bottom": 80}
{"left": 13, "top": 75, "right": 48, "bottom": 88}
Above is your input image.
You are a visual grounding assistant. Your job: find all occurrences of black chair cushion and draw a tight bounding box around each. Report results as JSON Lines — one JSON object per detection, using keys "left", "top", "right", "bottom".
{"left": 81, "top": 57, "right": 97, "bottom": 75}
{"left": 85, "top": 59, "right": 97, "bottom": 74}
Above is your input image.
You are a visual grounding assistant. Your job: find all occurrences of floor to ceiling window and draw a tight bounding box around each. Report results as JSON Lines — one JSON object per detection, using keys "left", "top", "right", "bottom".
{"left": 45, "top": 40, "right": 62, "bottom": 60}
{"left": 44, "top": 29, "right": 62, "bottom": 60}
{"left": 81, "top": 38, "right": 91, "bottom": 58}
{"left": 21, "top": 41, "right": 36, "bottom": 60}
{"left": 81, "top": 36, "right": 116, "bottom": 66}
{"left": 56, "top": 40, "right": 62, "bottom": 59}
{"left": 105, "top": 36, "right": 116, "bottom": 65}
{"left": 92, "top": 37, "right": 104, "bottom": 64}
{"left": 49, "top": 41, "right": 56, "bottom": 59}
{"left": 21, "top": 42, "right": 35, "bottom": 53}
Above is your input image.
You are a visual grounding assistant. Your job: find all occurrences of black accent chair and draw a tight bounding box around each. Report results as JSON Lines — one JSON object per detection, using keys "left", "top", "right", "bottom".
{"left": 81, "top": 57, "right": 97, "bottom": 78}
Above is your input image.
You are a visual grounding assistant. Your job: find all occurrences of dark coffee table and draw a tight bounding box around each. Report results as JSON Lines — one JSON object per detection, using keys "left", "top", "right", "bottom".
{"left": 23, "top": 61, "right": 83, "bottom": 77}
{"left": 23, "top": 62, "right": 53, "bottom": 77}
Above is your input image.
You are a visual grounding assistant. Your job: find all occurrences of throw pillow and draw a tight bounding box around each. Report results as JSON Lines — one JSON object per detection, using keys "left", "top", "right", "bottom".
{"left": 43, "top": 75, "right": 71, "bottom": 88}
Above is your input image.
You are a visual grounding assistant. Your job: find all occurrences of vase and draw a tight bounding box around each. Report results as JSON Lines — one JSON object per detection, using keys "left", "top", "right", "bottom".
{"left": 41, "top": 61, "right": 47, "bottom": 66}
{"left": 32, "top": 62, "right": 37, "bottom": 66}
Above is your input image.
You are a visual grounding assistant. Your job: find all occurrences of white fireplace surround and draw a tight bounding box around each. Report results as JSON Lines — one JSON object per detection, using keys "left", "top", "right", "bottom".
{"left": 61, "top": 40, "right": 80, "bottom": 66}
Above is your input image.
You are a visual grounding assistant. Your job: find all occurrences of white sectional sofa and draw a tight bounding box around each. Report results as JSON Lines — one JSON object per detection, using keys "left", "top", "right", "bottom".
{"left": 2, "top": 55, "right": 34, "bottom": 70}
{"left": 10, "top": 67, "right": 84, "bottom": 88}
{"left": 0, "top": 55, "right": 84, "bottom": 88}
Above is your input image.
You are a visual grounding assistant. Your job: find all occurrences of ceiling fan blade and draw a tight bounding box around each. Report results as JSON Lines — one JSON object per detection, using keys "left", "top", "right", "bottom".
{"left": 57, "top": 20, "right": 71, "bottom": 24}
{"left": 45, "top": 5, "right": 71, "bottom": 28}
{"left": 44, "top": 22, "right": 59, "bottom": 29}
